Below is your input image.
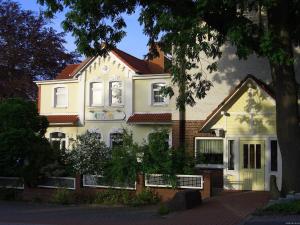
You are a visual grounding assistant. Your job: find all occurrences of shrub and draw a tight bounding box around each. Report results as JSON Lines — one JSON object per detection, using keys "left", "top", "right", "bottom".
{"left": 261, "top": 200, "right": 300, "bottom": 214}
{"left": 52, "top": 188, "right": 74, "bottom": 204}
{"left": 130, "top": 189, "right": 160, "bottom": 206}
{"left": 93, "top": 189, "right": 133, "bottom": 205}
{"left": 70, "top": 131, "right": 110, "bottom": 175}
{"left": 103, "top": 129, "right": 140, "bottom": 187}
{"left": 157, "top": 204, "right": 170, "bottom": 215}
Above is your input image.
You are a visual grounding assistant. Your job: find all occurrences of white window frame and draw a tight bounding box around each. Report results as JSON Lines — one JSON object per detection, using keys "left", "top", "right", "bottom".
{"left": 151, "top": 82, "right": 167, "bottom": 105}
{"left": 52, "top": 86, "right": 68, "bottom": 108}
{"left": 109, "top": 80, "right": 124, "bottom": 106}
{"left": 89, "top": 81, "right": 104, "bottom": 107}
{"left": 194, "top": 137, "right": 225, "bottom": 169}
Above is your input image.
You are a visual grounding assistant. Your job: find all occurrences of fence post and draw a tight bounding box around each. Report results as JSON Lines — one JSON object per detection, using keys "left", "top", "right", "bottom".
{"left": 202, "top": 171, "right": 211, "bottom": 199}
{"left": 75, "top": 174, "right": 82, "bottom": 192}
{"left": 136, "top": 173, "right": 144, "bottom": 194}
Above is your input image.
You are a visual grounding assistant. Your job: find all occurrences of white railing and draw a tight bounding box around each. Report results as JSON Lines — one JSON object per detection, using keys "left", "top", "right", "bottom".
{"left": 145, "top": 174, "right": 203, "bottom": 189}
{"left": 83, "top": 175, "right": 136, "bottom": 190}
{"left": 38, "top": 177, "right": 76, "bottom": 190}
{"left": 0, "top": 177, "right": 24, "bottom": 189}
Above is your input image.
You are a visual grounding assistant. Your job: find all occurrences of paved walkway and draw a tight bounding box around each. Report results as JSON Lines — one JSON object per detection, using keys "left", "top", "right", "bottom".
{"left": 0, "top": 191, "right": 270, "bottom": 225}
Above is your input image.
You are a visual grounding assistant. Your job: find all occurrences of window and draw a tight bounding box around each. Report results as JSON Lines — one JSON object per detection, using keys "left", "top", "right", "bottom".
{"left": 196, "top": 139, "right": 223, "bottom": 165}
{"left": 271, "top": 140, "right": 278, "bottom": 171}
{"left": 109, "top": 81, "right": 123, "bottom": 105}
{"left": 228, "top": 140, "right": 235, "bottom": 170}
{"left": 110, "top": 132, "right": 123, "bottom": 148}
{"left": 54, "top": 87, "right": 67, "bottom": 107}
{"left": 243, "top": 143, "right": 261, "bottom": 169}
{"left": 152, "top": 83, "right": 166, "bottom": 104}
{"left": 90, "top": 82, "right": 103, "bottom": 106}
{"left": 50, "top": 132, "right": 66, "bottom": 150}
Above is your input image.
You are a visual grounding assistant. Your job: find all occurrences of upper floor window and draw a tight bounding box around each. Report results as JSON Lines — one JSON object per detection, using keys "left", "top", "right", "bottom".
{"left": 50, "top": 132, "right": 66, "bottom": 150}
{"left": 109, "top": 81, "right": 123, "bottom": 106}
{"left": 90, "top": 82, "right": 104, "bottom": 106}
{"left": 152, "top": 83, "right": 166, "bottom": 105}
{"left": 54, "top": 87, "right": 67, "bottom": 107}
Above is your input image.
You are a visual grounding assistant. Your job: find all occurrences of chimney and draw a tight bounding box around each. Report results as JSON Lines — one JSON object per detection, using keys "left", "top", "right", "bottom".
{"left": 147, "top": 44, "right": 165, "bottom": 74}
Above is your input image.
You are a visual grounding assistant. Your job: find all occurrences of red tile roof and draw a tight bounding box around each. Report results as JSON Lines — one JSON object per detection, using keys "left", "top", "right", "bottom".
{"left": 54, "top": 48, "right": 164, "bottom": 80}
{"left": 127, "top": 113, "right": 172, "bottom": 124}
{"left": 200, "top": 74, "right": 274, "bottom": 131}
{"left": 55, "top": 64, "right": 80, "bottom": 79}
{"left": 111, "top": 49, "right": 153, "bottom": 74}
{"left": 46, "top": 115, "right": 79, "bottom": 125}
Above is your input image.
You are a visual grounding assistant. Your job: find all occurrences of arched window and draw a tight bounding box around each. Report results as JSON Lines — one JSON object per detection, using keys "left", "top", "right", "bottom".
{"left": 110, "top": 132, "right": 123, "bottom": 148}
{"left": 50, "top": 132, "right": 66, "bottom": 150}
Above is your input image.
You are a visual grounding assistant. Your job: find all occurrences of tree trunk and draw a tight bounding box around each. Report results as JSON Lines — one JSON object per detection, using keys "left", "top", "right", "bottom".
{"left": 179, "top": 107, "right": 186, "bottom": 149}
{"left": 268, "top": 0, "right": 300, "bottom": 194}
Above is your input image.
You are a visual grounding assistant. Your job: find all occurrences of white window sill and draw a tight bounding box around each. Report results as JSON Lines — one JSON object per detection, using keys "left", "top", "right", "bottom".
{"left": 195, "top": 164, "right": 224, "bottom": 169}
{"left": 54, "top": 105, "right": 68, "bottom": 108}
{"left": 151, "top": 103, "right": 168, "bottom": 107}
{"left": 109, "top": 104, "right": 124, "bottom": 108}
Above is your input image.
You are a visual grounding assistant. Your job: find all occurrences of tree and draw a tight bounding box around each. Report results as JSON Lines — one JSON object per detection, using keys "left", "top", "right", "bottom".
{"left": 37, "top": 0, "right": 300, "bottom": 193}
{"left": 70, "top": 131, "right": 110, "bottom": 175}
{"left": 0, "top": 98, "right": 56, "bottom": 186}
{"left": 0, "top": 0, "right": 79, "bottom": 100}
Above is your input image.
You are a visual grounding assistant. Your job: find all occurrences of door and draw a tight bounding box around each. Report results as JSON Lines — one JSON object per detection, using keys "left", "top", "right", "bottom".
{"left": 239, "top": 140, "right": 265, "bottom": 190}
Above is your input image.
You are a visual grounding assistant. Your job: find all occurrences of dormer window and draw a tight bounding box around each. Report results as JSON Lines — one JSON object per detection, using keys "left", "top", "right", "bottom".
{"left": 54, "top": 87, "right": 67, "bottom": 108}
{"left": 90, "top": 82, "right": 104, "bottom": 106}
{"left": 109, "top": 81, "right": 123, "bottom": 106}
{"left": 152, "top": 83, "right": 166, "bottom": 105}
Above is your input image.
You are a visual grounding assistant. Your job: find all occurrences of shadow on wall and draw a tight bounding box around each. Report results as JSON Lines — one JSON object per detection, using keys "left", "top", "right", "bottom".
{"left": 211, "top": 45, "right": 300, "bottom": 87}
{"left": 212, "top": 45, "right": 271, "bottom": 88}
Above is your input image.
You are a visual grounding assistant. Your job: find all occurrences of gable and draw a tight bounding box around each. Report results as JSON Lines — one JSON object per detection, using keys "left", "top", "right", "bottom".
{"left": 201, "top": 76, "right": 276, "bottom": 135}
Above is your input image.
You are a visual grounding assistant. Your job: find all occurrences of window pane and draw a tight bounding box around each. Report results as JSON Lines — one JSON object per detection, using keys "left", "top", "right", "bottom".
{"left": 250, "top": 144, "right": 255, "bottom": 169}
{"left": 152, "top": 83, "right": 165, "bottom": 103}
{"left": 55, "top": 87, "right": 67, "bottom": 106}
{"left": 110, "top": 133, "right": 123, "bottom": 147}
{"left": 271, "top": 140, "right": 278, "bottom": 171}
{"left": 196, "top": 139, "right": 223, "bottom": 164}
{"left": 256, "top": 144, "right": 261, "bottom": 169}
{"left": 50, "top": 132, "right": 65, "bottom": 139}
{"left": 110, "top": 81, "right": 122, "bottom": 105}
{"left": 228, "top": 140, "right": 235, "bottom": 170}
{"left": 91, "top": 82, "right": 103, "bottom": 106}
{"left": 243, "top": 144, "right": 249, "bottom": 168}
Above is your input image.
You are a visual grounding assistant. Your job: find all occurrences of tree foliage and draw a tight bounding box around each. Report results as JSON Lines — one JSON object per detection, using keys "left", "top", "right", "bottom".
{"left": 0, "top": 0, "right": 80, "bottom": 99}
{"left": 0, "top": 99, "right": 56, "bottom": 186}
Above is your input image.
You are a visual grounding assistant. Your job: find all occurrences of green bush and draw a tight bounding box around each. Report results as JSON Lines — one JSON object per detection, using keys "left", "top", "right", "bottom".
{"left": 93, "top": 189, "right": 133, "bottom": 205}
{"left": 130, "top": 189, "right": 160, "bottom": 206}
{"left": 157, "top": 204, "right": 170, "bottom": 215}
{"left": 73, "top": 191, "right": 95, "bottom": 204}
{"left": 0, "top": 188, "right": 22, "bottom": 201}
{"left": 261, "top": 200, "right": 300, "bottom": 214}
{"left": 52, "top": 188, "right": 74, "bottom": 204}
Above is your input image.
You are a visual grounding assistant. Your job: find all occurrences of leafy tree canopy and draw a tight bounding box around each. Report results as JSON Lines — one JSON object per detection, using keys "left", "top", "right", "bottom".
{"left": 0, "top": 0, "right": 80, "bottom": 99}
{"left": 0, "top": 99, "right": 56, "bottom": 185}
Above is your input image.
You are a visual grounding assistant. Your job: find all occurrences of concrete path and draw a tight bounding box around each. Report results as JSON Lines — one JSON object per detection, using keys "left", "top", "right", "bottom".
{"left": 0, "top": 191, "right": 270, "bottom": 225}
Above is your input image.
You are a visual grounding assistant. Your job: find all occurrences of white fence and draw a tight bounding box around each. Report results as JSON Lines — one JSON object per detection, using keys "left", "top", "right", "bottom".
{"left": 38, "top": 177, "right": 76, "bottom": 190}
{"left": 83, "top": 175, "right": 136, "bottom": 190}
{"left": 0, "top": 177, "right": 24, "bottom": 189}
{"left": 145, "top": 174, "right": 203, "bottom": 189}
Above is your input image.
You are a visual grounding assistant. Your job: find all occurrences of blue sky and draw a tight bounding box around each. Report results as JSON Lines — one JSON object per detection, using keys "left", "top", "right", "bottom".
{"left": 17, "top": 0, "right": 149, "bottom": 59}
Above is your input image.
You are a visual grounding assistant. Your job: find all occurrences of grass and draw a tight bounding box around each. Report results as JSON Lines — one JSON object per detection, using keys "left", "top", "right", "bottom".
{"left": 257, "top": 200, "right": 300, "bottom": 215}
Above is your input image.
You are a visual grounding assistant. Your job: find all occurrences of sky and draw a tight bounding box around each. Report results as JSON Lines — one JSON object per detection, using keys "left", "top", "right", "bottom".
{"left": 17, "top": 0, "right": 149, "bottom": 59}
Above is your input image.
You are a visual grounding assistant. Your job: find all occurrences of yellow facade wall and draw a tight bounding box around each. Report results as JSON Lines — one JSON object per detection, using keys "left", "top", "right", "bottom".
{"left": 39, "top": 82, "right": 79, "bottom": 115}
